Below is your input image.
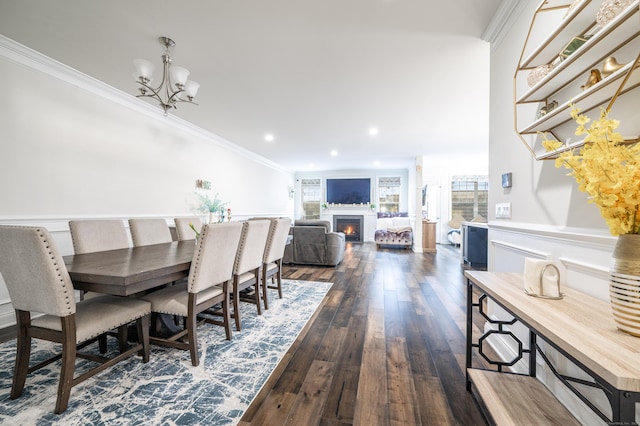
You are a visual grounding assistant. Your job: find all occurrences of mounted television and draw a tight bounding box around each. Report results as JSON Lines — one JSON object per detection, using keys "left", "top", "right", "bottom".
{"left": 326, "top": 178, "right": 371, "bottom": 204}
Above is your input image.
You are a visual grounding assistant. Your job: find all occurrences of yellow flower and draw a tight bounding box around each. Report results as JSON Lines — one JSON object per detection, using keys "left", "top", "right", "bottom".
{"left": 542, "top": 106, "right": 640, "bottom": 236}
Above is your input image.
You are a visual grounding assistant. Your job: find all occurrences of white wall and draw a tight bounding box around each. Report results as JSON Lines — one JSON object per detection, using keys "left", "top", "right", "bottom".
{"left": 0, "top": 39, "right": 294, "bottom": 329}
{"left": 0, "top": 41, "right": 294, "bottom": 224}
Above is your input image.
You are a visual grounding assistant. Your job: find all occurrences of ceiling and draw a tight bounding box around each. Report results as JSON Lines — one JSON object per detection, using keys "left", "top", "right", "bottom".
{"left": 0, "top": 0, "right": 503, "bottom": 172}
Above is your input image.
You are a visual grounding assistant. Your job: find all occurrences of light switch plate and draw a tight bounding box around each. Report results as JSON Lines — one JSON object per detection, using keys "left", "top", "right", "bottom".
{"left": 496, "top": 202, "right": 511, "bottom": 219}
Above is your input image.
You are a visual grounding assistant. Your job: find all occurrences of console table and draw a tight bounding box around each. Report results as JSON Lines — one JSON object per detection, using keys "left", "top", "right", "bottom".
{"left": 465, "top": 271, "right": 640, "bottom": 425}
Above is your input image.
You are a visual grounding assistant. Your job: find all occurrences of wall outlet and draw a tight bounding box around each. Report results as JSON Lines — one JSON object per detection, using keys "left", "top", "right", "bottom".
{"left": 496, "top": 202, "right": 511, "bottom": 219}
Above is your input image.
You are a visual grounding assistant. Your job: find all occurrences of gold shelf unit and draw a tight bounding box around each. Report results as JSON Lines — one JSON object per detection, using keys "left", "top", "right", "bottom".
{"left": 513, "top": 0, "right": 640, "bottom": 159}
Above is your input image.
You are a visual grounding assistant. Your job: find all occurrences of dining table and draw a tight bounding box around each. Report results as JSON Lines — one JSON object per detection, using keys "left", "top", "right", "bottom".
{"left": 63, "top": 240, "right": 196, "bottom": 297}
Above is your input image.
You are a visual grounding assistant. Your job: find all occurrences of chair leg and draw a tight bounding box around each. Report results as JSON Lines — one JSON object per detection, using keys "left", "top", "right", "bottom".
{"left": 262, "top": 269, "right": 270, "bottom": 310}
{"left": 187, "top": 308, "right": 199, "bottom": 367}
{"left": 136, "top": 315, "right": 150, "bottom": 363}
{"left": 276, "top": 261, "right": 283, "bottom": 299}
{"left": 223, "top": 281, "right": 232, "bottom": 341}
{"left": 98, "top": 334, "right": 107, "bottom": 353}
{"left": 55, "top": 316, "right": 77, "bottom": 414}
{"left": 117, "top": 326, "right": 128, "bottom": 353}
{"left": 11, "top": 310, "right": 31, "bottom": 400}
{"left": 233, "top": 277, "right": 242, "bottom": 331}
{"left": 253, "top": 279, "right": 263, "bottom": 315}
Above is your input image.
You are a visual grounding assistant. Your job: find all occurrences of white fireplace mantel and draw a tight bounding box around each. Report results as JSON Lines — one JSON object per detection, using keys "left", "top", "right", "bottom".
{"left": 321, "top": 210, "right": 377, "bottom": 242}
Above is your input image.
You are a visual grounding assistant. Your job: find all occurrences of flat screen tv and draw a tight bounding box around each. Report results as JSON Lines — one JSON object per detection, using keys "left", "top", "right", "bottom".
{"left": 326, "top": 178, "right": 371, "bottom": 204}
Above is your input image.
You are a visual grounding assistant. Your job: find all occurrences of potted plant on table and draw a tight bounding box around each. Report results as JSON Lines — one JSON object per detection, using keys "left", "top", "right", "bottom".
{"left": 197, "top": 193, "right": 228, "bottom": 224}
{"left": 542, "top": 106, "right": 640, "bottom": 336}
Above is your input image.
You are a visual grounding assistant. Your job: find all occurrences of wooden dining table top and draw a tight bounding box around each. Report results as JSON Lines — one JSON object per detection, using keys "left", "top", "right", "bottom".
{"left": 63, "top": 240, "right": 195, "bottom": 297}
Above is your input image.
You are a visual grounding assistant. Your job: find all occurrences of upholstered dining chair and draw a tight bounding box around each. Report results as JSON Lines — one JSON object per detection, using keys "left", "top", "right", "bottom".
{"left": 231, "top": 219, "right": 271, "bottom": 331}
{"left": 128, "top": 218, "right": 173, "bottom": 246}
{"left": 69, "top": 219, "right": 130, "bottom": 254}
{"left": 260, "top": 218, "right": 293, "bottom": 309}
{"left": 174, "top": 217, "right": 202, "bottom": 241}
{"left": 141, "top": 222, "right": 243, "bottom": 366}
{"left": 69, "top": 219, "right": 132, "bottom": 347}
{"left": 0, "top": 225, "right": 151, "bottom": 414}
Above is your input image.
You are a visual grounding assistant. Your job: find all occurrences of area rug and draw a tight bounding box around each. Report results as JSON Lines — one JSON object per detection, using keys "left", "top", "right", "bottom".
{"left": 0, "top": 279, "right": 332, "bottom": 425}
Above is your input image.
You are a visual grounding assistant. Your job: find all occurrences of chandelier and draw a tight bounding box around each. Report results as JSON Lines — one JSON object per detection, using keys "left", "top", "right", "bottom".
{"left": 133, "top": 37, "right": 200, "bottom": 116}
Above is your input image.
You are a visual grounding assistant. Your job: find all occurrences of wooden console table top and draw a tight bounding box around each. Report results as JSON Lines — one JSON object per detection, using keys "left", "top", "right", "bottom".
{"left": 465, "top": 271, "right": 640, "bottom": 392}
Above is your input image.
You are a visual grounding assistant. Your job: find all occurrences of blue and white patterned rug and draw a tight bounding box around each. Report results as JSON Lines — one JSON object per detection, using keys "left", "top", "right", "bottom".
{"left": 0, "top": 279, "right": 332, "bottom": 425}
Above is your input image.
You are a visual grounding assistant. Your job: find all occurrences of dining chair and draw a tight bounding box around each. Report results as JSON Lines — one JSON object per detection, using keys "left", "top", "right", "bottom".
{"left": 231, "top": 219, "right": 271, "bottom": 331}
{"left": 260, "top": 217, "right": 293, "bottom": 309}
{"left": 174, "top": 217, "right": 202, "bottom": 241}
{"left": 128, "top": 218, "right": 173, "bottom": 246}
{"left": 69, "top": 219, "right": 132, "bottom": 348}
{"left": 69, "top": 219, "right": 130, "bottom": 254}
{"left": 141, "top": 221, "right": 243, "bottom": 366}
{"left": 0, "top": 225, "right": 151, "bottom": 414}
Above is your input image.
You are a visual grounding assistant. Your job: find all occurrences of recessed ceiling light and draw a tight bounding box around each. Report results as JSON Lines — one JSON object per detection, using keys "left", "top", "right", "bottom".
{"left": 374, "top": 160, "right": 381, "bottom": 166}
{"left": 265, "top": 133, "right": 274, "bottom": 142}
{"left": 330, "top": 150, "right": 338, "bottom": 157}
{"left": 369, "top": 127, "right": 379, "bottom": 136}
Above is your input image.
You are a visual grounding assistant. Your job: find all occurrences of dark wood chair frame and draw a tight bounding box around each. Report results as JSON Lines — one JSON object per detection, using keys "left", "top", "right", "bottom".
{"left": 11, "top": 310, "right": 150, "bottom": 414}
{"left": 150, "top": 280, "right": 233, "bottom": 366}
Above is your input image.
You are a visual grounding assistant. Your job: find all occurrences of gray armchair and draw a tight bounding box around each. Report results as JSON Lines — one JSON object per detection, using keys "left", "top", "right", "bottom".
{"left": 284, "top": 220, "right": 345, "bottom": 266}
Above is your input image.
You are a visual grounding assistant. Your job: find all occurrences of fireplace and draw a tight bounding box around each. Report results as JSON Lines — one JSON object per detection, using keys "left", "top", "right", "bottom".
{"left": 334, "top": 215, "right": 364, "bottom": 242}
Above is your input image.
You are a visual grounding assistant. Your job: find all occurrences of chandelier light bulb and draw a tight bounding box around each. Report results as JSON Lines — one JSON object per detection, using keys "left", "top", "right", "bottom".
{"left": 183, "top": 80, "right": 200, "bottom": 99}
{"left": 133, "top": 59, "right": 154, "bottom": 82}
{"left": 170, "top": 66, "right": 190, "bottom": 88}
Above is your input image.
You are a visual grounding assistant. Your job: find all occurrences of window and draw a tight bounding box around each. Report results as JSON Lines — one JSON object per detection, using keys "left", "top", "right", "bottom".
{"left": 451, "top": 176, "right": 488, "bottom": 221}
{"left": 301, "top": 179, "right": 321, "bottom": 219}
{"left": 378, "top": 177, "right": 401, "bottom": 213}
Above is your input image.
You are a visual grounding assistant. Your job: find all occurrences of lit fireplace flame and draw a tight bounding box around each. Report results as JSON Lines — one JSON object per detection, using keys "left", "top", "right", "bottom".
{"left": 344, "top": 226, "right": 354, "bottom": 234}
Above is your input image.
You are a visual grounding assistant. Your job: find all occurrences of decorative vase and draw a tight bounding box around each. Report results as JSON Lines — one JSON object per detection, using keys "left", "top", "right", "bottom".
{"left": 609, "top": 234, "right": 640, "bottom": 337}
{"left": 208, "top": 211, "right": 219, "bottom": 224}
{"left": 596, "top": 0, "right": 632, "bottom": 28}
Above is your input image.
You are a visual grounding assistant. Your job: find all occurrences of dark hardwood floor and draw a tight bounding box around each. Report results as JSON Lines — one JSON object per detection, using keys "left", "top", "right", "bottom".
{"left": 240, "top": 242, "right": 489, "bottom": 426}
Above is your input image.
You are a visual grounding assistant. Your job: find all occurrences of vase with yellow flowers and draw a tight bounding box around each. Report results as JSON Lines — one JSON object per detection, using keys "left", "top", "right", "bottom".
{"left": 543, "top": 106, "right": 640, "bottom": 336}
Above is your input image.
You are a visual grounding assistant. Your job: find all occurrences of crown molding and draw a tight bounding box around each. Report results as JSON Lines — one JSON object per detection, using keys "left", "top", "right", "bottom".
{"left": 0, "top": 34, "right": 290, "bottom": 174}
{"left": 482, "top": 0, "right": 530, "bottom": 49}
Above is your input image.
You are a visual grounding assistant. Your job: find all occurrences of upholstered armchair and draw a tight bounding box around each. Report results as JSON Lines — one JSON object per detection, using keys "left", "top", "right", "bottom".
{"left": 283, "top": 220, "right": 345, "bottom": 266}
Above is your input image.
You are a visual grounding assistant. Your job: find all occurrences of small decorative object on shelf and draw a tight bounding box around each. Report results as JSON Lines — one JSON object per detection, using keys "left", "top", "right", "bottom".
{"left": 370, "top": 203, "right": 376, "bottom": 211}
{"left": 227, "top": 208, "right": 232, "bottom": 222}
{"left": 527, "top": 63, "right": 554, "bottom": 87}
{"left": 601, "top": 56, "right": 625, "bottom": 77}
{"left": 560, "top": 35, "right": 592, "bottom": 60}
{"left": 580, "top": 69, "right": 602, "bottom": 90}
{"left": 542, "top": 106, "right": 640, "bottom": 336}
{"left": 537, "top": 100, "right": 558, "bottom": 118}
{"left": 596, "top": 0, "right": 632, "bottom": 28}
